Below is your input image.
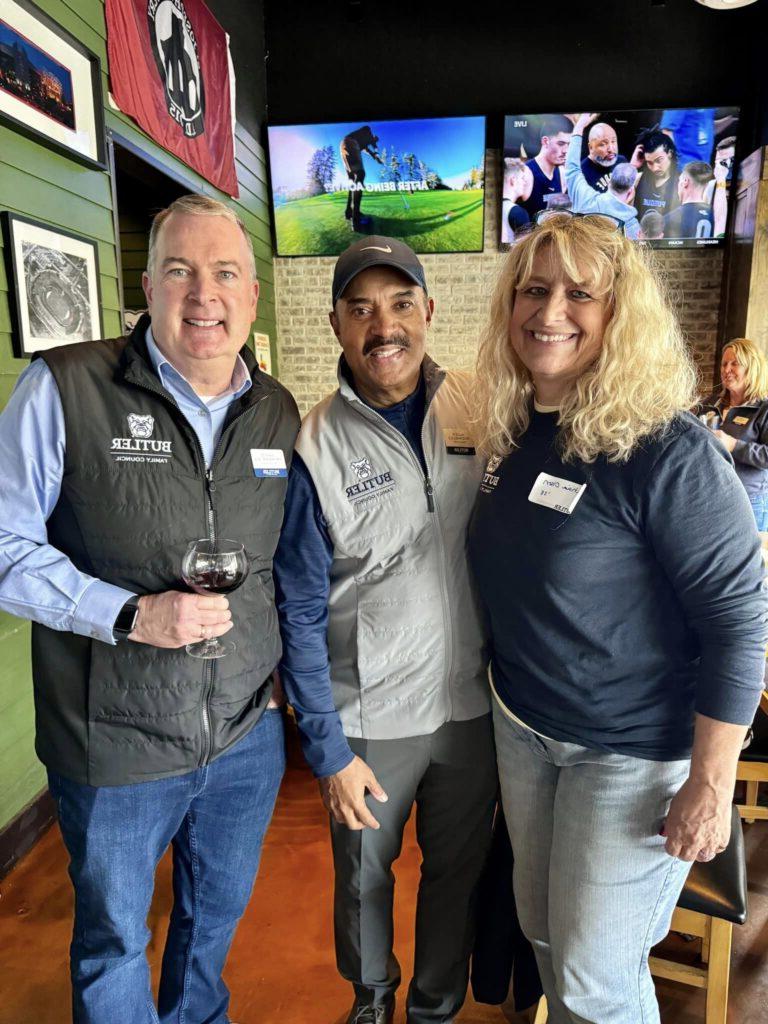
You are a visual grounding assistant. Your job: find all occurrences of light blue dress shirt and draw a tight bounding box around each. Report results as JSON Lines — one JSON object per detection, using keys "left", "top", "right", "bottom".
{"left": 0, "top": 328, "right": 251, "bottom": 645}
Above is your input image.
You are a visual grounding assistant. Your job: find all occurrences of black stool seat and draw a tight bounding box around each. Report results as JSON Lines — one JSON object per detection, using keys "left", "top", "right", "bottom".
{"left": 676, "top": 805, "right": 747, "bottom": 925}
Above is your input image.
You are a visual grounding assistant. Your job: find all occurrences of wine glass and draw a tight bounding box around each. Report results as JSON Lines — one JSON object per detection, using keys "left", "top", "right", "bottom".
{"left": 181, "top": 539, "right": 250, "bottom": 659}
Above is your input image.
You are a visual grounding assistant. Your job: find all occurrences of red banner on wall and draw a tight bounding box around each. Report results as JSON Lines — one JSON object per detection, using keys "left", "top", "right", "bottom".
{"left": 106, "top": 0, "right": 239, "bottom": 197}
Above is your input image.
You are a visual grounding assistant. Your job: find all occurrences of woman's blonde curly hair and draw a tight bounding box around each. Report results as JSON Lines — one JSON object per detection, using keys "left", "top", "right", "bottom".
{"left": 475, "top": 214, "right": 698, "bottom": 463}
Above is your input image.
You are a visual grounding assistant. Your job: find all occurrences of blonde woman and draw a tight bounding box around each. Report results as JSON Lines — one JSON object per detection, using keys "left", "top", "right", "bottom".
{"left": 467, "top": 214, "right": 766, "bottom": 1024}
{"left": 700, "top": 337, "right": 768, "bottom": 529}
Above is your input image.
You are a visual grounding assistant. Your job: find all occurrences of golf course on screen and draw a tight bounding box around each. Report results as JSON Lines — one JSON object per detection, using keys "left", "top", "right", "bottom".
{"left": 274, "top": 188, "right": 484, "bottom": 256}
{"left": 267, "top": 116, "right": 486, "bottom": 256}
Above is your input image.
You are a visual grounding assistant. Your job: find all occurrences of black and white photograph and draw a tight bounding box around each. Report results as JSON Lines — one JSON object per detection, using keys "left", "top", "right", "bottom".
{"left": 3, "top": 212, "right": 102, "bottom": 357}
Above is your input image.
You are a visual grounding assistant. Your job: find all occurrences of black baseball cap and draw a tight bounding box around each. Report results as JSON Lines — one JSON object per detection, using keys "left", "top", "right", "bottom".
{"left": 332, "top": 236, "right": 428, "bottom": 305}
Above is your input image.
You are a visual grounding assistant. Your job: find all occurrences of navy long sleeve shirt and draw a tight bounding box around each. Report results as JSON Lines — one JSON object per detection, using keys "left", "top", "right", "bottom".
{"left": 468, "top": 410, "right": 767, "bottom": 760}
{"left": 274, "top": 377, "right": 427, "bottom": 776}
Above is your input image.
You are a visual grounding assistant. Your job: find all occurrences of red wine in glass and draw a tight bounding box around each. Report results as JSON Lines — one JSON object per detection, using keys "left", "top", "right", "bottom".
{"left": 181, "top": 539, "right": 250, "bottom": 658}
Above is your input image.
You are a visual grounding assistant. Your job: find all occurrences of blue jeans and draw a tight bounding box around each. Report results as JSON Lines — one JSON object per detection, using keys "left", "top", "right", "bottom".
{"left": 47, "top": 709, "right": 285, "bottom": 1024}
{"left": 492, "top": 701, "right": 692, "bottom": 1024}
{"left": 748, "top": 491, "right": 768, "bottom": 531}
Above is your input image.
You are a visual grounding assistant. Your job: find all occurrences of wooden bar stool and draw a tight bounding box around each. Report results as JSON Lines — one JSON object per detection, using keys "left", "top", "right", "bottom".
{"left": 735, "top": 690, "right": 768, "bottom": 823}
{"left": 534, "top": 806, "right": 747, "bottom": 1024}
{"left": 649, "top": 805, "right": 747, "bottom": 1024}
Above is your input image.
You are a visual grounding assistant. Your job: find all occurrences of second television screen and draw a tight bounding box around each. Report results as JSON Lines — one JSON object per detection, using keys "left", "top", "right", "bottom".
{"left": 501, "top": 108, "right": 739, "bottom": 248}
{"left": 268, "top": 116, "right": 486, "bottom": 256}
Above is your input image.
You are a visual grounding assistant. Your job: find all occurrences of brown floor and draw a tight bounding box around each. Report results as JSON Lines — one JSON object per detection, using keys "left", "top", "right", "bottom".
{"left": 1, "top": 732, "right": 767, "bottom": 1024}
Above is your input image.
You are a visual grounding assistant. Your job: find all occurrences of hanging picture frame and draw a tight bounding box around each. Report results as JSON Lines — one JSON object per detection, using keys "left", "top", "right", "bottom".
{"left": 3, "top": 212, "right": 103, "bottom": 358}
{"left": 0, "top": 0, "right": 107, "bottom": 169}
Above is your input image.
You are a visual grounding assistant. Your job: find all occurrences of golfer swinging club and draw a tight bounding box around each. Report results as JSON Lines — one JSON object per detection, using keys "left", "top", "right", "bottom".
{"left": 340, "top": 125, "right": 384, "bottom": 232}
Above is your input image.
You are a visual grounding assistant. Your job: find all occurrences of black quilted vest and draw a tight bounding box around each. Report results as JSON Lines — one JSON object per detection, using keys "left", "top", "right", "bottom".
{"left": 32, "top": 317, "right": 299, "bottom": 785}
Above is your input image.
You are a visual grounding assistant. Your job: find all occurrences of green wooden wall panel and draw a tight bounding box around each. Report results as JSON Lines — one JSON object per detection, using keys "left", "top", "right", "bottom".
{"left": 0, "top": 299, "right": 13, "bottom": 332}
{"left": 0, "top": 609, "right": 29, "bottom": 642}
{"left": 0, "top": 184, "right": 116, "bottom": 245}
{"left": 96, "top": 243, "right": 118, "bottom": 281}
{"left": 0, "top": 735, "right": 47, "bottom": 832}
{"left": 103, "top": 308, "right": 123, "bottom": 336}
{"left": 233, "top": 162, "right": 269, "bottom": 205}
{"left": 257, "top": 279, "right": 275, "bottom": 306}
{"left": 42, "top": 0, "right": 107, "bottom": 58}
{"left": 0, "top": 626, "right": 32, "bottom": 716}
{"left": 0, "top": 130, "right": 113, "bottom": 211}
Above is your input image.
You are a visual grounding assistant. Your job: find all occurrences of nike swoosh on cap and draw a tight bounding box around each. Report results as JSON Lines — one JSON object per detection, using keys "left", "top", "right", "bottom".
{"left": 360, "top": 245, "right": 393, "bottom": 253}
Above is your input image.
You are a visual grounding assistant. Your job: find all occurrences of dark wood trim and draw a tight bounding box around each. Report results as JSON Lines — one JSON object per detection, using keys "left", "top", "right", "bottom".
{"left": 106, "top": 134, "right": 127, "bottom": 335}
{"left": 0, "top": 789, "right": 56, "bottom": 881}
{"left": 107, "top": 128, "right": 205, "bottom": 197}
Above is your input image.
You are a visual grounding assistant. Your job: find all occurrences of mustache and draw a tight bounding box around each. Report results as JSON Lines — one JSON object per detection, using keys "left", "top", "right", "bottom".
{"left": 363, "top": 333, "right": 411, "bottom": 357}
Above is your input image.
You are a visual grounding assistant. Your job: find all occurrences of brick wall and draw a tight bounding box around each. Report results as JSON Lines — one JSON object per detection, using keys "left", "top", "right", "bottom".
{"left": 274, "top": 151, "right": 724, "bottom": 414}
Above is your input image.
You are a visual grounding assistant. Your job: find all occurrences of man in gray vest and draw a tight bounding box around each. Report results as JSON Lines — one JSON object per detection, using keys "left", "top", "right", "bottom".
{"left": 0, "top": 195, "right": 299, "bottom": 1024}
{"left": 274, "top": 237, "right": 496, "bottom": 1024}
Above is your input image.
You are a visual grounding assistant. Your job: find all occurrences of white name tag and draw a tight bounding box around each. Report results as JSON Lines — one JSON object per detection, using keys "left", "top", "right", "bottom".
{"left": 250, "top": 448, "right": 287, "bottom": 478}
{"left": 733, "top": 416, "right": 749, "bottom": 426}
{"left": 528, "top": 472, "right": 586, "bottom": 514}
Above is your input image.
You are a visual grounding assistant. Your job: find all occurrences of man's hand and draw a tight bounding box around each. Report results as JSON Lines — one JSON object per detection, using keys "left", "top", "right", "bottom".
{"left": 574, "top": 112, "right": 599, "bottom": 134}
{"left": 129, "top": 591, "right": 232, "bottom": 648}
{"left": 713, "top": 158, "right": 729, "bottom": 184}
{"left": 319, "top": 755, "right": 388, "bottom": 830}
{"left": 712, "top": 429, "right": 737, "bottom": 453}
{"left": 662, "top": 776, "right": 732, "bottom": 862}
{"left": 631, "top": 144, "right": 645, "bottom": 170}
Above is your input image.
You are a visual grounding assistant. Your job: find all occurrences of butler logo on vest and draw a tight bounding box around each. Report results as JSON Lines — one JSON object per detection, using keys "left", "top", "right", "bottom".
{"left": 128, "top": 413, "right": 155, "bottom": 438}
{"left": 147, "top": 0, "right": 205, "bottom": 138}
{"left": 110, "top": 413, "right": 174, "bottom": 462}
{"left": 105, "top": 0, "right": 238, "bottom": 196}
{"left": 345, "top": 468, "right": 396, "bottom": 507}
{"left": 350, "top": 456, "right": 373, "bottom": 480}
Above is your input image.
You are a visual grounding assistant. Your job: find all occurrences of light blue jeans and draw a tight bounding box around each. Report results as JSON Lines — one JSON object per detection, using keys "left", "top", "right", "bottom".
{"left": 748, "top": 490, "right": 768, "bottom": 531}
{"left": 492, "top": 701, "right": 692, "bottom": 1024}
{"left": 48, "top": 709, "right": 285, "bottom": 1024}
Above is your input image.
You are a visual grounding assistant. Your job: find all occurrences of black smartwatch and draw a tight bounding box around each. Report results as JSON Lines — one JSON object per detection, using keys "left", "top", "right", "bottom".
{"left": 113, "top": 597, "right": 140, "bottom": 642}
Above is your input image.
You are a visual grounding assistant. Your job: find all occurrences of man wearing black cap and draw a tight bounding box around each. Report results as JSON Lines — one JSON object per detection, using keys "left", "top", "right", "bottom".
{"left": 274, "top": 237, "right": 496, "bottom": 1024}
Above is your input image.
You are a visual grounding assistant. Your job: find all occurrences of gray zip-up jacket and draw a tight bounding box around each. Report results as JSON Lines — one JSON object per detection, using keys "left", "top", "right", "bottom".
{"left": 296, "top": 357, "right": 490, "bottom": 739}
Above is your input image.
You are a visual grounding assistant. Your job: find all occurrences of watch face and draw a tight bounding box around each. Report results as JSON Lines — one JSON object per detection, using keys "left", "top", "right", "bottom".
{"left": 115, "top": 601, "right": 139, "bottom": 636}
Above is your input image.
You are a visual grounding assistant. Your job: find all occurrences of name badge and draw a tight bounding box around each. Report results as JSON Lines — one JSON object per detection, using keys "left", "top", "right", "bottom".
{"left": 528, "top": 472, "right": 586, "bottom": 515}
{"left": 250, "top": 448, "right": 287, "bottom": 478}
{"left": 443, "top": 427, "right": 475, "bottom": 455}
{"left": 733, "top": 416, "right": 749, "bottom": 425}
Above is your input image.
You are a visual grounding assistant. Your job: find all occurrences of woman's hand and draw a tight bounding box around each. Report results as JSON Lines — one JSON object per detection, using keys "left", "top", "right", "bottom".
{"left": 712, "top": 429, "right": 737, "bottom": 453}
{"left": 662, "top": 777, "right": 732, "bottom": 861}
{"left": 662, "top": 714, "right": 748, "bottom": 862}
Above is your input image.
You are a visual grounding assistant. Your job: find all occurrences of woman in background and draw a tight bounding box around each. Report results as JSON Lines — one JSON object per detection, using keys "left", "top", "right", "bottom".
{"left": 468, "top": 214, "right": 765, "bottom": 1024}
{"left": 700, "top": 337, "right": 768, "bottom": 530}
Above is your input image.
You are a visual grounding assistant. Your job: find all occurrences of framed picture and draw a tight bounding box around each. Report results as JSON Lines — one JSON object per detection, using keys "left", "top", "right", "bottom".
{"left": 0, "top": 0, "right": 106, "bottom": 169}
{"left": 3, "top": 212, "right": 102, "bottom": 358}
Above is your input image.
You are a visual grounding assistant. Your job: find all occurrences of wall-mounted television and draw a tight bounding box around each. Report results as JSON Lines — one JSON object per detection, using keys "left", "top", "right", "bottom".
{"left": 501, "top": 108, "right": 740, "bottom": 249}
{"left": 267, "top": 116, "right": 486, "bottom": 256}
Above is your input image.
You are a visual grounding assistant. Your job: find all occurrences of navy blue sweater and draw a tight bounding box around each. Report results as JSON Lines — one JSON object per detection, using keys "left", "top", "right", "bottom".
{"left": 468, "top": 410, "right": 766, "bottom": 760}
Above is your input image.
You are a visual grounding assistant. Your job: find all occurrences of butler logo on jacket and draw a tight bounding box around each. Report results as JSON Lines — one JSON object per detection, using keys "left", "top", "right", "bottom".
{"left": 110, "top": 412, "right": 174, "bottom": 463}
{"left": 345, "top": 462, "right": 396, "bottom": 506}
